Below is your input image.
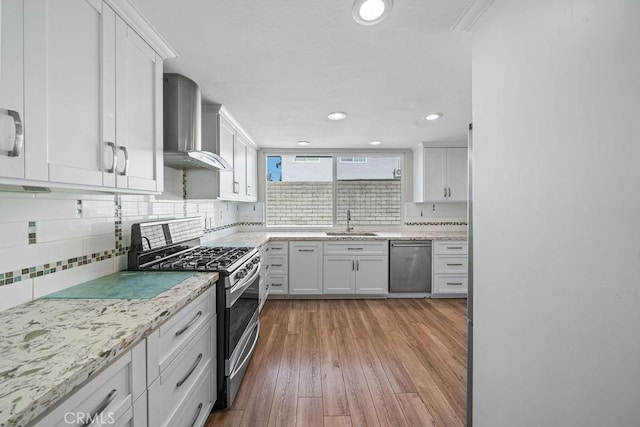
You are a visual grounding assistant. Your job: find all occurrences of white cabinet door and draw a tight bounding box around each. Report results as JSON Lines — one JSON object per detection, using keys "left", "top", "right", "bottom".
{"left": 355, "top": 256, "right": 388, "bottom": 294}
{"left": 115, "top": 18, "right": 162, "bottom": 192}
{"left": 218, "top": 117, "right": 235, "bottom": 199}
{"left": 0, "top": 0, "right": 25, "bottom": 180}
{"left": 25, "top": 0, "right": 115, "bottom": 186}
{"left": 446, "top": 147, "right": 467, "bottom": 202}
{"left": 289, "top": 241, "right": 323, "bottom": 294}
{"left": 234, "top": 133, "right": 247, "bottom": 198}
{"left": 323, "top": 256, "right": 355, "bottom": 294}
{"left": 245, "top": 145, "right": 257, "bottom": 201}
{"left": 424, "top": 148, "right": 447, "bottom": 202}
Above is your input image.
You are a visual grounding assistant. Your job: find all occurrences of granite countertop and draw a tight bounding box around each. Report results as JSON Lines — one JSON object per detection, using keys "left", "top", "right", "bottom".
{"left": 0, "top": 272, "right": 218, "bottom": 427}
{"left": 207, "top": 230, "right": 468, "bottom": 248}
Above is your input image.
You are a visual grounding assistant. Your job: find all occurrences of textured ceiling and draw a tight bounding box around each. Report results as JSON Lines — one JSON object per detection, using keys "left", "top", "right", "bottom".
{"left": 131, "top": 0, "right": 472, "bottom": 149}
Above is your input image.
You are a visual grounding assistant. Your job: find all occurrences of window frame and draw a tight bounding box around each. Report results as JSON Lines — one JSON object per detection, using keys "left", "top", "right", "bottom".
{"left": 261, "top": 150, "right": 406, "bottom": 229}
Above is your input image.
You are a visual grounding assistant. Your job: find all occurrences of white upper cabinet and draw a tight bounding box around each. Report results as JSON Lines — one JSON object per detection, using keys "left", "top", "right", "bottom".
{"left": 115, "top": 18, "right": 163, "bottom": 192}
{"left": 414, "top": 146, "right": 468, "bottom": 202}
{"left": 0, "top": 0, "right": 25, "bottom": 180}
{"left": 187, "top": 105, "right": 258, "bottom": 201}
{"left": 246, "top": 145, "right": 257, "bottom": 199}
{"left": 0, "top": 0, "right": 174, "bottom": 193}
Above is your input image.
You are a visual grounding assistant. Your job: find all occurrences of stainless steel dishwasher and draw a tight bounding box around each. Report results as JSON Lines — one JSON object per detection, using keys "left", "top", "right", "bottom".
{"left": 389, "top": 241, "right": 432, "bottom": 293}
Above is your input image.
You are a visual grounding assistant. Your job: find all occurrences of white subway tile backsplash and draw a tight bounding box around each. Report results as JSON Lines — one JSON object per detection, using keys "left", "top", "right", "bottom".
{"left": 0, "top": 198, "right": 77, "bottom": 221}
{"left": 33, "top": 258, "right": 114, "bottom": 298}
{"left": 83, "top": 234, "right": 116, "bottom": 254}
{"left": 81, "top": 200, "right": 115, "bottom": 218}
{"left": 38, "top": 218, "right": 115, "bottom": 243}
{"left": 0, "top": 280, "right": 33, "bottom": 312}
{"left": 0, "top": 238, "right": 83, "bottom": 273}
{"left": 0, "top": 222, "right": 28, "bottom": 248}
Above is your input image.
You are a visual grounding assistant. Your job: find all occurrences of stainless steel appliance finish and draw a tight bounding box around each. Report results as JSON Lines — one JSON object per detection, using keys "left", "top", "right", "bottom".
{"left": 163, "top": 73, "right": 232, "bottom": 171}
{"left": 127, "top": 217, "right": 261, "bottom": 410}
{"left": 389, "top": 241, "right": 432, "bottom": 293}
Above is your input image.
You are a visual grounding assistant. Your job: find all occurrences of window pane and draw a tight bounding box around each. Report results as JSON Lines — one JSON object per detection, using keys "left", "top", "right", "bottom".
{"left": 336, "top": 156, "right": 402, "bottom": 226}
{"left": 266, "top": 155, "right": 334, "bottom": 226}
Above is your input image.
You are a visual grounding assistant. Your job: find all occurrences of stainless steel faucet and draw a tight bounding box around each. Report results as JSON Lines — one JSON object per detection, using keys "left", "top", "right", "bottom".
{"left": 346, "top": 209, "right": 354, "bottom": 232}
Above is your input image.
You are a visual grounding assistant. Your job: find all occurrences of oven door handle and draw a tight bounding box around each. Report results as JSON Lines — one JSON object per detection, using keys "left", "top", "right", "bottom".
{"left": 230, "top": 321, "right": 259, "bottom": 379}
{"left": 227, "top": 262, "right": 261, "bottom": 308}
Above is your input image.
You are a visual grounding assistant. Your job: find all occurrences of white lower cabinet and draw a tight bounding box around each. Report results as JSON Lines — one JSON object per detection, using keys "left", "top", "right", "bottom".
{"left": 432, "top": 241, "right": 468, "bottom": 296}
{"left": 322, "top": 241, "right": 388, "bottom": 295}
{"left": 289, "top": 241, "right": 323, "bottom": 295}
{"left": 265, "top": 242, "right": 289, "bottom": 296}
{"left": 34, "top": 340, "right": 146, "bottom": 427}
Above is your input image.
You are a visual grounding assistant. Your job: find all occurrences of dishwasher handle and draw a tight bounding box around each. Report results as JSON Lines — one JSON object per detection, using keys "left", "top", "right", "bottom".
{"left": 391, "top": 242, "right": 432, "bottom": 247}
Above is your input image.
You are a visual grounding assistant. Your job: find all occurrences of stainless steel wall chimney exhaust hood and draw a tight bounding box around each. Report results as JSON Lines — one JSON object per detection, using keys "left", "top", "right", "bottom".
{"left": 163, "top": 74, "right": 232, "bottom": 171}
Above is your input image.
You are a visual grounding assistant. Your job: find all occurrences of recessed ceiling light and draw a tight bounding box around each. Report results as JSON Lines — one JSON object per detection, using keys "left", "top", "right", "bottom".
{"left": 369, "top": 141, "right": 382, "bottom": 146}
{"left": 352, "top": 0, "right": 393, "bottom": 26}
{"left": 425, "top": 113, "right": 443, "bottom": 121}
{"left": 297, "top": 141, "right": 311, "bottom": 146}
{"left": 328, "top": 112, "right": 347, "bottom": 121}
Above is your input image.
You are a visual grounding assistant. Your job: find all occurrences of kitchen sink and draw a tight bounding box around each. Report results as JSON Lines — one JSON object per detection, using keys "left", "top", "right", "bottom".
{"left": 325, "top": 232, "right": 379, "bottom": 236}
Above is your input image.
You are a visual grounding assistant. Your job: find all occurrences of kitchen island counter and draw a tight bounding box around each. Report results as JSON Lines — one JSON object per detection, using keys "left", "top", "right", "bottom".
{"left": 0, "top": 271, "right": 217, "bottom": 427}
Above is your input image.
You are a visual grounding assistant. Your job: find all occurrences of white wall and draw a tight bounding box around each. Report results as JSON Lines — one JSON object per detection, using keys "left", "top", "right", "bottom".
{"left": 472, "top": 1, "right": 640, "bottom": 426}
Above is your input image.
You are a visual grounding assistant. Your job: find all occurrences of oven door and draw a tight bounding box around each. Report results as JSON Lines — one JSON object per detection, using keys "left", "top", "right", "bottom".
{"left": 225, "top": 262, "right": 260, "bottom": 362}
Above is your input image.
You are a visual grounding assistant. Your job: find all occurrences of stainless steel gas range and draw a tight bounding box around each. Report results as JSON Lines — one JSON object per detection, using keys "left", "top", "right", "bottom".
{"left": 128, "top": 217, "right": 260, "bottom": 409}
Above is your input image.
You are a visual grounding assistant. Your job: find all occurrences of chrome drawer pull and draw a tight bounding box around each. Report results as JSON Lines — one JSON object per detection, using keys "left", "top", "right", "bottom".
{"left": 298, "top": 249, "right": 314, "bottom": 252}
{"left": 118, "top": 146, "right": 129, "bottom": 176}
{"left": 189, "top": 403, "right": 203, "bottom": 427}
{"left": 81, "top": 388, "right": 118, "bottom": 427}
{"left": 177, "top": 353, "right": 203, "bottom": 387}
{"left": 175, "top": 310, "right": 202, "bottom": 337}
{"left": 273, "top": 283, "right": 282, "bottom": 286}
{"left": 271, "top": 264, "right": 283, "bottom": 267}
{"left": 3, "top": 109, "right": 24, "bottom": 157}
{"left": 347, "top": 247, "right": 363, "bottom": 250}
{"left": 447, "top": 282, "right": 463, "bottom": 286}
{"left": 105, "top": 141, "right": 118, "bottom": 173}
{"left": 356, "top": 260, "right": 359, "bottom": 271}
{"left": 447, "top": 246, "right": 463, "bottom": 249}
{"left": 352, "top": 260, "right": 355, "bottom": 270}
{"left": 447, "top": 263, "right": 463, "bottom": 266}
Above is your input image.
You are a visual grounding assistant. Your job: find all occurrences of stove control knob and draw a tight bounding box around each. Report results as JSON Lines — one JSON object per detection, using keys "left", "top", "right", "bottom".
{"left": 237, "top": 269, "right": 246, "bottom": 279}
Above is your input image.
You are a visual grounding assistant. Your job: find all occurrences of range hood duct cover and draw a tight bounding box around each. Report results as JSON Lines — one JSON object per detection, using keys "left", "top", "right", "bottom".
{"left": 163, "top": 73, "right": 232, "bottom": 171}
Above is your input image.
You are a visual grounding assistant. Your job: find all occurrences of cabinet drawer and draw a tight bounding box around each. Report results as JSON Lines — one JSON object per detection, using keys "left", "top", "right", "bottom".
{"left": 265, "top": 255, "right": 288, "bottom": 274}
{"left": 164, "top": 365, "right": 214, "bottom": 427}
{"left": 267, "top": 274, "right": 288, "bottom": 295}
{"left": 434, "top": 241, "right": 468, "bottom": 255}
{"left": 434, "top": 255, "right": 468, "bottom": 274}
{"left": 34, "top": 341, "right": 146, "bottom": 427}
{"left": 147, "top": 288, "right": 214, "bottom": 385}
{"left": 148, "top": 322, "right": 212, "bottom": 427}
{"left": 266, "top": 241, "right": 288, "bottom": 255}
{"left": 323, "top": 241, "right": 388, "bottom": 256}
{"left": 433, "top": 275, "right": 468, "bottom": 294}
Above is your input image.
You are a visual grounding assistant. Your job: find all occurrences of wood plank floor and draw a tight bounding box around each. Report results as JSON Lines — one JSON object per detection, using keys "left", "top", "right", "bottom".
{"left": 206, "top": 298, "right": 467, "bottom": 427}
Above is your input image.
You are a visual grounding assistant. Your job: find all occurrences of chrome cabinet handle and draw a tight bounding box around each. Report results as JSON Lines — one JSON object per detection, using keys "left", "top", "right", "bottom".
{"left": 118, "top": 146, "right": 129, "bottom": 176}
{"left": 444, "top": 187, "right": 447, "bottom": 197}
{"left": 448, "top": 187, "right": 452, "bottom": 197}
{"left": 447, "top": 246, "right": 463, "bottom": 250}
{"left": 352, "top": 260, "right": 355, "bottom": 270}
{"left": 356, "top": 260, "right": 359, "bottom": 271}
{"left": 2, "top": 109, "right": 24, "bottom": 157}
{"left": 81, "top": 389, "right": 118, "bottom": 427}
{"left": 233, "top": 181, "right": 239, "bottom": 193}
{"left": 177, "top": 353, "right": 203, "bottom": 387}
{"left": 447, "top": 263, "right": 463, "bottom": 266}
{"left": 347, "top": 247, "right": 363, "bottom": 251}
{"left": 447, "top": 282, "right": 463, "bottom": 286}
{"left": 188, "top": 403, "right": 203, "bottom": 427}
{"left": 175, "top": 310, "right": 202, "bottom": 337}
{"left": 298, "top": 249, "right": 314, "bottom": 252}
{"left": 105, "top": 142, "right": 118, "bottom": 173}
{"left": 271, "top": 264, "right": 283, "bottom": 267}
